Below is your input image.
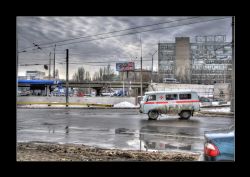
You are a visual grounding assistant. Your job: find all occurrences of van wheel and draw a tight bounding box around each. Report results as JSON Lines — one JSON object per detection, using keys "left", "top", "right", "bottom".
{"left": 179, "top": 111, "right": 191, "bottom": 120}
{"left": 148, "top": 111, "right": 159, "bottom": 120}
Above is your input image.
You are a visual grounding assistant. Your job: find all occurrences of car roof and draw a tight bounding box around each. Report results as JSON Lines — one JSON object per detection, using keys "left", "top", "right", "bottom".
{"left": 145, "top": 90, "right": 196, "bottom": 95}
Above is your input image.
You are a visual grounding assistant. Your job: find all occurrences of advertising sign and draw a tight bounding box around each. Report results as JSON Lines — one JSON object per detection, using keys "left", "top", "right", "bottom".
{"left": 116, "top": 62, "right": 135, "bottom": 71}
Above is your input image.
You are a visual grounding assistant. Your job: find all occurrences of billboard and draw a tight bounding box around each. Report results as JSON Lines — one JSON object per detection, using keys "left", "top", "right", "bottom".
{"left": 116, "top": 62, "right": 135, "bottom": 71}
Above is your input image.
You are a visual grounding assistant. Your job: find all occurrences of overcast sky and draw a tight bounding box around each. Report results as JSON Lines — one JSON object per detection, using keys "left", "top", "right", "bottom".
{"left": 17, "top": 16, "right": 232, "bottom": 79}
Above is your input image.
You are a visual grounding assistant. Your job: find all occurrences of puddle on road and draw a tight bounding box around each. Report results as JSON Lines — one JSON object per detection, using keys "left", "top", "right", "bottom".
{"left": 138, "top": 131, "right": 203, "bottom": 153}
{"left": 17, "top": 125, "right": 204, "bottom": 153}
{"left": 112, "top": 127, "right": 203, "bottom": 153}
{"left": 115, "top": 128, "right": 136, "bottom": 135}
{"left": 143, "top": 140, "right": 192, "bottom": 151}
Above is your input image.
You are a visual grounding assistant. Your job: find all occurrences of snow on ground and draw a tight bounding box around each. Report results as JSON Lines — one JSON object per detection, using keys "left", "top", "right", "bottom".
{"left": 201, "top": 107, "right": 231, "bottom": 113}
{"left": 113, "top": 101, "right": 138, "bottom": 108}
{"left": 211, "top": 102, "right": 219, "bottom": 106}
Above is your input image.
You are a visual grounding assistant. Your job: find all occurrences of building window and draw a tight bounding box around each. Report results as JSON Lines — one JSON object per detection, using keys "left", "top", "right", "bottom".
{"left": 179, "top": 94, "right": 191, "bottom": 100}
{"left": 166, "top": 94, "right": 178, "bottom": 100}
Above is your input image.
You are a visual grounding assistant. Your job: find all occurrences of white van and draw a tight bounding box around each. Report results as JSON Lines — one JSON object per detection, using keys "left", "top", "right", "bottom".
{"left": 139, "top": 90, "right": 200, "bottom": 120}
{"left": 163, "top": 78, "right": 179, "bottom": 83}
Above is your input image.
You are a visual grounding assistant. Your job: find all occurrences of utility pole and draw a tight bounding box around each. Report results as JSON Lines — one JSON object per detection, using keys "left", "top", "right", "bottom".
{"left": 66, "top": 49, "right": 69, "bottom": 107}
{"left": 16, "top": 36, "right": 18, "bottom": 96}
{"left": 150, "top": 50, "right": 157, "bottom": 83}
{"left": 140, "top": 36, "right": 143, "bottom": 98}
{"left": 53, "top": 44, "right": 56, "bottom": 79}
{"left": 127, "top": 71, "right": 129, "bottom": 96}
{"left": 123, "top": 72, "right": 125, "bottom": 96}
{"left": 49, "top": 52, "right": 51, "bottom": 80}
{"left": 151, "top": 54, "right": 153, "bottom": 83}
{"left": 231, "top": 16, "right": 234, "bottom": 112}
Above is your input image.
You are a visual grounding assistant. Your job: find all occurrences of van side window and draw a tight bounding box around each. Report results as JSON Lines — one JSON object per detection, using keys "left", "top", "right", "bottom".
{"left": 179, "top": 94, "right": 191, "bottom": 100}
{"left": 147, "top": 95, "right": 156, "bottom": 101}
{"left": 165, "top": 94, "right": 177, "bottom": 100}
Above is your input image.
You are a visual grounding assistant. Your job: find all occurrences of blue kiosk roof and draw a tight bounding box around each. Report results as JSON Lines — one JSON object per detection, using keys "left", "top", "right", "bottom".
{"left": 18, "top": 80, "right": 62, "bottom": 85}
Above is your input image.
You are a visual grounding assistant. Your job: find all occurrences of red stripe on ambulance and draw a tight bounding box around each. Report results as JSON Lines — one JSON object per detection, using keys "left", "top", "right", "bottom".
{"left": 144, "top": 101, "right": 168, "bottom": 104}
{"left": 144, "top": 100, "right": 199, "bottom": 104}
{"left": 176, "top": 100, "right": 200, "bottom": 103}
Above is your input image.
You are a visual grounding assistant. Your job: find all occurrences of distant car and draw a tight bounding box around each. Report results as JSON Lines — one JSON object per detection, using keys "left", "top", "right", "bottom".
{"left": 18, "top": 90, "right": 31, "bottom": 96}
{"left": 76, "top": 92, "right": 84, "bottom": 97}
{"left": 50, "top": 91, "right": 73, "bottom": 96}
{"left": 212, "top": 98, "right": 227, "bottom": 105}
{"left": 163, "top": 78, "right": 179, "bottom": 83}
{"left": 199, "top": 97, "right": 227, "bottom": 106}
{"left": 199, "top": 97, "right": 213, "bottom": 102}
{"left": 101, "top": 92, "right": 114, "bottom": 96}
{"left": 113, "top": 90, "right": 126, "bottom": 96}
{"left": 204, "top": 125, "right": 234, "bottom": 161}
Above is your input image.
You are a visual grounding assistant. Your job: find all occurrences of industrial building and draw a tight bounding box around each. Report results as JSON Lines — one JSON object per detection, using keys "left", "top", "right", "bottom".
{"left": 158, "top": 35, "right": 232, "bottom": 84}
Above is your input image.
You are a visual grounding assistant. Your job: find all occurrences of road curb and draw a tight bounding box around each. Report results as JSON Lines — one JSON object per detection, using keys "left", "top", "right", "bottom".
{"left": 17, "top": 106, "right": 139, "bottom": 109}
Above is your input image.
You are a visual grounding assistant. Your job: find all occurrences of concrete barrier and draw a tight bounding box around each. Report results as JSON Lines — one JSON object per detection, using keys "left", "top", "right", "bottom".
{"left": 17, "top": 96, "right": 137, "bottom": 105}
{"left": 16, "top": 102, "right": 113, "bottom": 107}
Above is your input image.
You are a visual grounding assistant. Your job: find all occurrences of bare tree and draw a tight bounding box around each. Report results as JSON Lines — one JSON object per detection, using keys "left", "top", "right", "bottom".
{"left": 99, "top": 68, "right": 103, "bottom": 81}
{"left": 93, "top": 72, "right": 100, "bottom": 81}
{"left": 55, "top": 69, "right": 59, "bottom": 79}
{"left": 85, "top": 71, "right": 91, "bottom": 81}
{"left": 72, "top": 67, "right": 87, "bottom": 82}
{"left": 92, "top": 65, "right": 116, "bottom": 81}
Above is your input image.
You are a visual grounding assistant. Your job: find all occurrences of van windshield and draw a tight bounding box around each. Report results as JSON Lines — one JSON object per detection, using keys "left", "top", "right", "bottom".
{"left": 143, "top": 95, "right": 148, "bottom": 101}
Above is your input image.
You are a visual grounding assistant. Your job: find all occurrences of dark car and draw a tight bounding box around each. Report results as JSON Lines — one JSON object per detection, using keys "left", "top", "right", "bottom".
{"left": 199, "top": 96, "right": 213, "bottom": 102}
{"left": 204, "top": 125, "right": 234, "bottom": 161}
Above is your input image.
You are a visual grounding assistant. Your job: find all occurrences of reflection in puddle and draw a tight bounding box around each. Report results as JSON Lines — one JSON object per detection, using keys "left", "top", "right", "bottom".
{"left": 139, "top": 127, "right": 203, "bottom": 152}
{"left": 143, "top": 140, "right": 192, "bottom": 151}
{"left": 115, "top": 128, "right": 135, "bottom": 135}
{"left": 65, "top": 126, "right": 69, "bottom": 134}
{"left": 137, "top": 124, "right": 205, "bottom": 152}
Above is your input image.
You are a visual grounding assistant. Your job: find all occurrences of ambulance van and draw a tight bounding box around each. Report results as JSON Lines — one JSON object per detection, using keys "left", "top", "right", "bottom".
{"left": 139, "top": 90, "right": 200, "bottom": 120}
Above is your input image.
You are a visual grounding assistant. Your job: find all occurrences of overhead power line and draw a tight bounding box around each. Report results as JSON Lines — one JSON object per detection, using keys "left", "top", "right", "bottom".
{"left": 20, "top": 16, "right": 201, "bottom": 51}
{"left": 19, "top": 64, "right": 48, "bottom": 66}
{"left": 57, "top": 59, "right": 153, "bottom": 64}
{"left": 19, "top": 58, "right": 154, "bottom": 66}
{"left": 20, "top": 17, "right": 230, "bottom": 52}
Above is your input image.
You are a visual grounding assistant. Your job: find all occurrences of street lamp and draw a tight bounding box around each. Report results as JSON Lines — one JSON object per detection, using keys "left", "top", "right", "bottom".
{"left": 149, "top": 50, "right": 158, "bottom": 83}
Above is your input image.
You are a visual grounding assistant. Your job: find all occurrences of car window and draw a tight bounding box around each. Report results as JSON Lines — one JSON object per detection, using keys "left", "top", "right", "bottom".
{"left": 165, "top": 94, "right": 177, "bottom": 100}
{"left": 179, "top": 94, "right": 191, "bottom": 100}
{"left": 147, "top": 95, "right": 156, "bottom": 101}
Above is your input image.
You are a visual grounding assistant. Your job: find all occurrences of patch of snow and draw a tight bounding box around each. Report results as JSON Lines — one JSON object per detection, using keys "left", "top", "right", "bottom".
{"left": 211, "top": 102, "right": 219, "bottom": 106}
{"left": 113, "top": 101, "right": 137, "bottom": 108}
{"left": 126, "top": 139, "right": 140, "bottom": 148}
{"left": 203, "top": 107, "right": 231, "bottom": 113}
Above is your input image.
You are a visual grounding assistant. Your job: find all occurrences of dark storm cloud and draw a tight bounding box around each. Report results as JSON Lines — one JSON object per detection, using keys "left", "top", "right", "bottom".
{"left": 17, "top": 16, "right": 232, "bottom": 79}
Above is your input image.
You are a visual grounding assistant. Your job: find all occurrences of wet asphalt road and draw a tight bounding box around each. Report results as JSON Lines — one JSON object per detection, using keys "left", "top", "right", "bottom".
{"left": 17, "top": 108, "right": 234, "bottom": 153}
